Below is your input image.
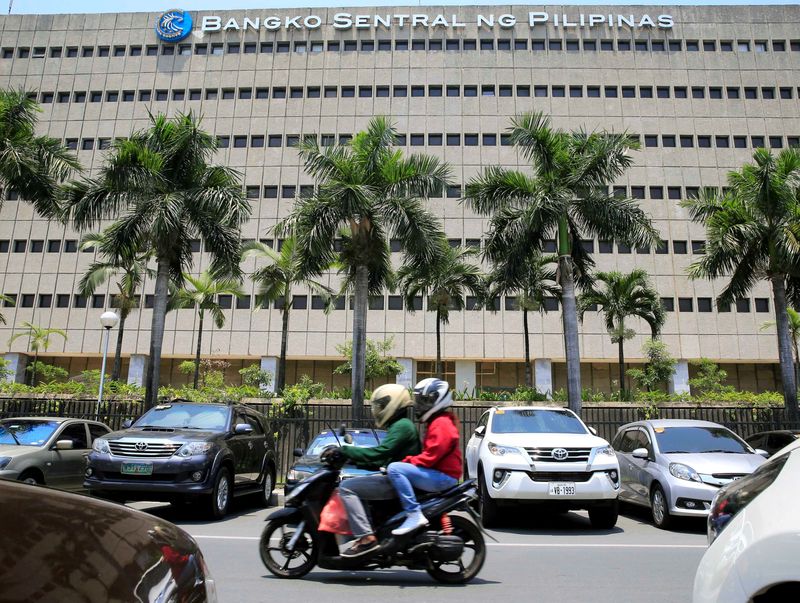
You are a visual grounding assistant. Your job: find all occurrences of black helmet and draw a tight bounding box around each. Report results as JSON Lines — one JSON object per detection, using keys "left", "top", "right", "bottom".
{"left": 412, "top": 378, "right": 453, "bottom": 422}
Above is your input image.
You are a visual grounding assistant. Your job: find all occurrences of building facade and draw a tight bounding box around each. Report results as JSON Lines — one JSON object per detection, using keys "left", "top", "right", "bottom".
{"left": 0, "top": 5, "right": 797, "bottom": 394}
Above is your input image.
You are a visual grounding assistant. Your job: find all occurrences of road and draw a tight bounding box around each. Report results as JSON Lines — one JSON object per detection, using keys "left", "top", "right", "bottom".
{"left": 136, "top": 497, "right": 708, "bottom": 603}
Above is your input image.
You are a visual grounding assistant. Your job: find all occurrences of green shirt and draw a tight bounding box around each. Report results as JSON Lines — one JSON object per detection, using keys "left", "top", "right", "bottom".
{"left": 340, "top": 417, "right": 420, "bottom": 469}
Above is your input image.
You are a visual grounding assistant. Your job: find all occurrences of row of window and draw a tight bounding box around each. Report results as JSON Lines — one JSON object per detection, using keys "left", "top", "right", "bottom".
{"left": 36, "top": 83, "right": 800, "bottom": 104}
{"left": 0, "top": 291, "right": 772, "bottom": 314}
{"left": 5, "top": 37, "right": 800, "bottom": 60}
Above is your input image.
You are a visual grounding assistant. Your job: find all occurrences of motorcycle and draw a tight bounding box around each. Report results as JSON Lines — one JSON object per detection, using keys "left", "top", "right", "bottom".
{"left": 259, "top": 450, "right": 486, "bottom": 584}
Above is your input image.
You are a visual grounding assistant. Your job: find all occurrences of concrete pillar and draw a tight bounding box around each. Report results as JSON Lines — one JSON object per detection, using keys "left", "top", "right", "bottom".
{"left": 3, "top": 353, "right": 28, "bottom": 384}
{"left": 127, "top": 354, "right": 148, "bottom": 387}
{"left": 535, "top": 358, "right": 553, "bottom": 399}
{"left": 260, "top": 356, "right": 278, "bottom": 394}
{"left": 455, "top": 360, "right": 476, "bottom": 398}
{"left": 669, "top": 359, "right": 691, "bottom": 396}
{"left": 395, "top": 358, "right": 415, "bottom": 389}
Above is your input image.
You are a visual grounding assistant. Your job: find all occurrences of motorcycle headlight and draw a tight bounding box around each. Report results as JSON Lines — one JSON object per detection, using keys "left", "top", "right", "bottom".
{"left": 593, "top": 445, "right": 616, "bottom": 457}
{"left": 286, "top": 469, "right": 312, "bottom": 482}
{"left": 285, "top": 480, "right": 310, "bottom": 504}
{"left": 487, "top": 442, "right": 520, "bottom": 456}
{"left": 0, "top": 456, "right": 12, "bottom": 470}
{"left": 669, "top": 462, "right": 702, "bottom": 483}
{"left": 92, "top": 438, "right": 110, "bottom": 454}
{"left": 175, "top": 442, "right": 214, "bottom": 458}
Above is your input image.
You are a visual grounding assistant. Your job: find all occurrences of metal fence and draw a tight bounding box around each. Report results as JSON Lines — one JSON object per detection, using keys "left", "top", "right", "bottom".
{"left": 1, "top": 397, "right": 797, "bottom": 480}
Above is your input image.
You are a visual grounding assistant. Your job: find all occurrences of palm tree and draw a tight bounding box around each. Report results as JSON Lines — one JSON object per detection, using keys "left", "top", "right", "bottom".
{"left": 242, "top": 238, "right": 333, "bottom": 394}
{"left": 761, "top": 308, "right": 800, "bottom": 391}
{"left": 397, "top": 243, "right": 483, "bottom": 379}
{"left": 63, "top": 112, "right": 250, "bottom": 408}
{"left": 8, "top": 322, "right": 67, "bottom": 385}
{"left": 280, "top": 116, "right": 450, "bottom": 418}
{"left": 0, "top": 293, "right": 14, "bottom": 326}
{"left": 578, "top": 270, "right": 665, "bottom": 399}
{"left": 485, "top": 252, "right": 559, "bottom": 388}
{"left": 170, "top": 270, "right": 243, "bottom": 389}
{"left": 684, "top": 148, "right": 800, "bottom": 421}
{"left": 78, "top": 231, "right": 154, "bottom": 381}
{"left": 465, "top": 112, "right": 657, "bottom": 415}
{"left": 0, "top": 89, "right": 80, "bottom": 217}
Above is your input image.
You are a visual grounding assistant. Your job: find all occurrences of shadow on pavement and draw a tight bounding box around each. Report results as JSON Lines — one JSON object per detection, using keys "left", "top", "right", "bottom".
{"left": 263, "top": 571, "right": 500, "bottom": 587}
{"left": 619, "top": 502, "right": 706, "bottom": 535}
{"left": 489, "top": 509, "right": 624, "bottom": 536}
{"left": 128, "top": 493, "right": 275, "bottom": 525}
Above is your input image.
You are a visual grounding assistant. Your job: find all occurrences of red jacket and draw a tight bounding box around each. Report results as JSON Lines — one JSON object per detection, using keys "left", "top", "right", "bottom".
{"left": 402, "top": 412, "right": 462, "bottom": 480}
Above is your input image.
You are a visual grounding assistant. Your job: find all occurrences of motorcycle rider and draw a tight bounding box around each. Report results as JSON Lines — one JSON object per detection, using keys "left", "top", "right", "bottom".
{"left": 334, "top": 384, "right": 420, "bottom": 557}
{"left": 387, "top": 378, "right": 462, "bottom": 536}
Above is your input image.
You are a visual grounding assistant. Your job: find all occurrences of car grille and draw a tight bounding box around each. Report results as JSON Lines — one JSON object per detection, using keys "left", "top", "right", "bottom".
{"left": 108, "top": 441, "right": 181, "bottom": 458}
{"left": 528, "top": 471, "right": 593, "bottom": 482}
{"left": 103, "top": 472, "right": 178, "bottom": 482}
{"left": 524, "top": 447, "right": 592, "bottom": 462}
{"left": 700, "top": 473, "right": 747, "bottom": 487}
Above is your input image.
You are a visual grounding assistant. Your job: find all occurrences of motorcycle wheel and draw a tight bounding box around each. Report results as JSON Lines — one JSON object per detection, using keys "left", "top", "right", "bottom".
{"left": 426, "top": 514, "right": 487, "bottom": 584}
{"left": 259, "top": 516, "right": 318, "bottom": 579}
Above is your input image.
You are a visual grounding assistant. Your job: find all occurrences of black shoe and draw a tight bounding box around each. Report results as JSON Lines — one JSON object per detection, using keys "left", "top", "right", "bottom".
{"left": 341, "top": 539, "right": 379, "bottom": 558}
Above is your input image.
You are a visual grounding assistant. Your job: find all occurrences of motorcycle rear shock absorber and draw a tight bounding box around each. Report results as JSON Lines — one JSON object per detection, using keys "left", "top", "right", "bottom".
{"left": 440, "top": 514, "right": 453, "bottom": 535}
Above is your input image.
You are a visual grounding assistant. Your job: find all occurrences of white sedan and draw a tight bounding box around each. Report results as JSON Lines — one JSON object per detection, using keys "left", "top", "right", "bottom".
{"left": 693, "top": 438, "right": 800, "bottom": 603}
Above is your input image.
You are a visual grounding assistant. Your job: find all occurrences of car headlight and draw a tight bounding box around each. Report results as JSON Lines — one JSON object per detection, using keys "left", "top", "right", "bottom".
{"left": 286, "top": 469, "right": 312, "bottom": 482}
{"left": 669, "top": 462, "right": 701, "bottom": 483}
{"left": 175, "top": 442, "right": 214, "bottom": 457}
{"left": 92, "top": 438, "right": 110, "bottom": 454}
{"left": 593, "top": 445, "right": 616, "bottom": 457}
{"left": 0, "top": 456, "right": 12, "bottom": 470}
{"left": 487, "top": 442, "right": 520, "bottom": 456}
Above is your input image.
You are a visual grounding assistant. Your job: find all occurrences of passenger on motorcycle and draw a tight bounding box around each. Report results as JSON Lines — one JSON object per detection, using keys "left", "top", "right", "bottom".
{"left": 335, "top": 384, "right": 420, "bottom": 557}
{"left": 387, "top": 378, "right": 462, "bottom": 536}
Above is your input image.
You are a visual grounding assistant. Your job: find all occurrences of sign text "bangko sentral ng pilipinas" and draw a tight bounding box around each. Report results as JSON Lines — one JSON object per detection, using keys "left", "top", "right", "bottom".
{"left": 200, "top": 12, "right": 675, "bottom": 32}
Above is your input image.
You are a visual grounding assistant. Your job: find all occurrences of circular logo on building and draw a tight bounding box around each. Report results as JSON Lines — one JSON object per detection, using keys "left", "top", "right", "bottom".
{"left": 155, "top": 9, "right": 193, "bottom": 42}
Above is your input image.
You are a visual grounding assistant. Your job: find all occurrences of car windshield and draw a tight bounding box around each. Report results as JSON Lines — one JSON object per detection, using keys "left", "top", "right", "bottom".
{"left": 307, "top": 431, "right": 383, "bottom": 456}
{"left": 134, "top": 404, "right": 229, "bottom": 431}
{"left": 0, "top": 420, "right": 60, "bottom": 446}
{"left": 491, "top": 409, "right": 587, "bottom": 434}
{"left": 654, "top": 426, "right": 751, "bottom": 454}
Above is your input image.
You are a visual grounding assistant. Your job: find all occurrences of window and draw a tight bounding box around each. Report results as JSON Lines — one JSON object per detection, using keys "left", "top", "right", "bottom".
{"left": 630, "top": 186, "right": 645, "bottom": 200}
{"left": 464, "top": 134, "right": 478, "bottom": 146}
{"left": 233, "top": 136, "right": 247, "bottom": 148}
{"left": 709, "top": 87, "right": 722, "bottom": 99}
{"left": 770, "top": 136, "right": 783, "bottom": 149}
{"left": 691, "top": 240, "right": 706, "bottom": 255}
{"left": 715, "top": 136, "right": 730, "bottom": 148}
{"left": 678, "top": 298, "right": 694, "bottom": 312}
{"left": 569, "top": 86, "right": 583, "bottom": 98}
{"left": 617, "top": 243, "right": 631, "bottom": 254}
{"left": 720, "top": 41, "right": 733, "bottom": 52}
{"left": 640, "top": 86, "right": 653, "bottom": 98}
{"left": 605, "top": 86, "right": 618, "bottom": 98}
{"left": 272, "top": 87, "right": 286, "bottom": 99}
{"left": 410, "top": 134, "right": 424, "bottom": 146}
{"left": 762, "top": 87, "right": 775, "bottom": 100}
{"left": 13, "top": 240, "right": 26, "bottom": 253}
{"left": 290, "top": 87, "right": 304, "bottom": 99}
{"left": 649, "top": 186, "right": 664, "bottom": 200}
{"left": 429, "top": 133, "right": 442, "bottom": 146}
{"left": 482, "top": 85, "right": 495, "bottom": 97}
{"left": 446, "top": 133, "right": 460, "bottom": 146}
{"left": 674, "top": 87, "right": 688, "bottom": 99}
{"left": 661, "top": 297, "right": 675, "bottom": 312}
{"left": 734, "top": 136, "right": 747, "bottom": 148}
{"left": 755, "top": 298, "right": 769, "bottom": 313}
{"left": 245, "top": 186, "right": 260, "bottom": 199}
{"left": 662, "top": 135, "right": 676, "bottom": 148}
{"left": 583, "top": 39, "right": 597, "bottom": 51}
{"left": 692, "top": 87, "right": 705, "bottom": 99}
{"left": 745, "top": 87, "right": 758, "bottom": 99}
{"left": 580, "top": 239, "right": 594, "bottom": 253}
{"left": 587, "top": 86, "right": 601, "bottom": 98}
{"left": 673, "top": 240, "right": 688, "bottom": 254}
{"left": 736, "top": 298, "right": 751, "bottom": 313}
{"left": 644, "top": 135, "right": 658, "bottom": 148}
{"left": 703, "top": 40, "right": 716, "bottom": 51}
{"left": 29, "top": 240, "right": 43, "bottom": 253}
{"left": 780, "top": 87, "right": 793, "bottom": 99}
{"left": 543, "top": 298, "right": 559, "bottom": 311}
{"left": 482, "top": 134, "right": 497, "bottom": 146}
{"left": 657, "top": 86, "right": 670, "bottom": 99}
{"left": 282, "top": 186, "right": 296, "bottom": 198}
{"left": 617, "top": 40, "right": 631, "bottom": 51}
{"left": 774, "top": 40, "right": 786, "bottom": 51}
{"left": 738, "top": 41, "right": 750, "bottom": 52}
{"left": 752, "top": 136, "right": 765, "bottom": 148}
{"left": 697, "top": 298, "right": 712, "bottom": 312}
{"left": 263, "top": 186, "right": 278, "bottom": 198}
{"left": 464, "top": 86, "right": 478, "bottom": 97}
{"left": 446, "top": 185, "right": 461, "bottom": 199}
{"left": 411, "top": 86, "right": 424, "bottom": 97}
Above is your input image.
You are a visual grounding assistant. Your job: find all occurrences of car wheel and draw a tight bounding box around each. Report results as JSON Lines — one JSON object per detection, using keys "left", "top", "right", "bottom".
{"left": 18, "top": 470, "right": 43, "bottom": 486}
{"left": 650, "top": 484, "right": 673, "bottom": 530}
{"left": 478, "top": 470, "right": 499, "bottom": 529}
{"left": 207, "top": 467, "right": 231, "bottom": 520}
{"left": 588, "top": 500, "right": 619, "bottom": 529}
{"left": 260, "top": 467, "right": 275, "bottom": 508}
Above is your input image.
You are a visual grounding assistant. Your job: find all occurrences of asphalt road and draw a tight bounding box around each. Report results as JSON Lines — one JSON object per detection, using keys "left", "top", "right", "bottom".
{"left": 136, "top": 497, "right": 708, "bottom": 603}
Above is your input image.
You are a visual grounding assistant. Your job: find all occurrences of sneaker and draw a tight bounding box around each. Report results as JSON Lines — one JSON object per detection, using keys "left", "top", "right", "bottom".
{"left": 392, "top": 510, "right": 429, "bottom": 536}
{"left": 341, "top": 539, "right": 378, "bottom": 558}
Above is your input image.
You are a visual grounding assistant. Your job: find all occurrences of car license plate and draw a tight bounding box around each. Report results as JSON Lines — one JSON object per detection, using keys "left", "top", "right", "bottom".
{"left": 548, "top": 482, "right": 575, "bottom": 496}
{"left": 121, "top": 462, "right": 153, "bottom": 476}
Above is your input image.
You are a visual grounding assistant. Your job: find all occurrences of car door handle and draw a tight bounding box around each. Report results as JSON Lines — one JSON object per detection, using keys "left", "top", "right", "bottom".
{"left": 247, "top": 442, "right": 253, "bottom": 449}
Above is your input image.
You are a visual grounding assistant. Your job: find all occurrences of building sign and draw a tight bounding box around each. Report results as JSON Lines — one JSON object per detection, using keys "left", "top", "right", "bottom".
{"left": 155, "top": 9, "right": 193, "bottom": 41}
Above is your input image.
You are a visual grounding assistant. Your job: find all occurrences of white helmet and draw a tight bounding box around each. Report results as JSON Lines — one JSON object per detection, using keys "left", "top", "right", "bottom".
{"left": 413, "top": 378, "right": 453, "bottom": 423}
{"left": 369, "top": 384, "right": 413, "bottom": 429}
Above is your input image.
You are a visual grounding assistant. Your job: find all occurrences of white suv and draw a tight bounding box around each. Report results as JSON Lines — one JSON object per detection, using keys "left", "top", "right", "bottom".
{"left": 465, "top": 406, "right": 621, "bottom": 528}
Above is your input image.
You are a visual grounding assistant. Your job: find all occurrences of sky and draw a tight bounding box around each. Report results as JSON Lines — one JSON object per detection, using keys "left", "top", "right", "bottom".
{"left": 11, "top": 0, "right": 800, "bottom": 16}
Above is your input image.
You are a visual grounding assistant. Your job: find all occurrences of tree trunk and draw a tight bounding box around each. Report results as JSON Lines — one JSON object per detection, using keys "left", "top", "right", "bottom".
{"left": 351, "top": 265, "right": 369, "bottom": 422}
{"left": 558, "top": 216, "right": 582, "bottom": 416}
{"left": 794, "top": 339, "right": 800, "bottom": 397}
{"left": 771, "top": 276, "right": 798, "bottom": 422}
{"left": 277, "top": 290, "right": 291, "bottom": 394}
{"left": 523, "top": 308, "right": 532, "bottom": 388}
{"left": 30, "top": 350, "right": 38, "bottom": 386}
{"left": 193, "top": 311, "right": 204, "bottom": 389}
{"left": 618, "top": 338, "right": 626, "bottom": 401}
{"left": 144, "top": 260, "right": 170, "bottom": 409}
{"left": 111, "top": 312, "right": 126, "bottom": 382}
{"left": 436, "top": 309, "right": 443, "bottom": 379}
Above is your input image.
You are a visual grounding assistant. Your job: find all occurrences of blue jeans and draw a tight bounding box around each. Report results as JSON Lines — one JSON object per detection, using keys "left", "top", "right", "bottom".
{"left": 386, "top": 462, "right": 458, "bottom": 514}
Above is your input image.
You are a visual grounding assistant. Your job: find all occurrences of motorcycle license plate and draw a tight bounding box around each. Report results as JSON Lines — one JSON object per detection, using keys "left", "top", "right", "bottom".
{"left": 548, "top": 482, "right": 575, "bottom": 496}
{"left": 121, "top": 462, "right": 153, "bottom": 475}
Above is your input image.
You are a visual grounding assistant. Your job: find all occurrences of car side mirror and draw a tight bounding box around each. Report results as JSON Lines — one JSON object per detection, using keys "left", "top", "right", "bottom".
{"left": 234, "top": 423, "right": 253, "bottom": 435}
{"left": 122, "top": 419, "right": 133, "bottom": 429}
{"left": 474, "top": 425, "right": 486, "bottom": 437}
{"left": 756, "top": 448, "right": 769, "bottom": 458}
{"left": 588, "top": 426, "right": 598, "bottom": 436}
{"left": 54, "top": 439, "right": 74, "bottom": 450}
{"left": 293, "top": 447, "right": 304, "bottom": 458}
{"left": 632, "top": 447, "right": 650, "bottom": 460}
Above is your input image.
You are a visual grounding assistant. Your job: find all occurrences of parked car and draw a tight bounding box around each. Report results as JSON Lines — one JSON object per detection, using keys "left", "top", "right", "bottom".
{"left": 0, "top": 417, "right": 110, "bottom": 490}
{"left": 284, "top": 428, "right": 387, "bottom": 494}
{"left": 693, "top": 439, "right": 800, "bottom": 603}
{"left": 0, "top": 478, "right": 216, "bottom": 602}
{"left": 745, "top": 429, "right": 800, "bottom": 458}
{"left": 85, "top": 401, "right": 276, "bottom": 519}
{"left": 465, "top": 406, "right": 621, "bottom": 529}
{"left": 612, "top": 419, "right": 766, "bottom": 529}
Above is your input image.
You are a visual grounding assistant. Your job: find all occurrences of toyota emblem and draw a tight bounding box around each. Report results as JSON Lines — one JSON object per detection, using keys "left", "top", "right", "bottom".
{"left": 552, "top": 448, "right": 568, "bottom": 460}
{"left": 134, "top": 442, "right": 148, "bottom": 451}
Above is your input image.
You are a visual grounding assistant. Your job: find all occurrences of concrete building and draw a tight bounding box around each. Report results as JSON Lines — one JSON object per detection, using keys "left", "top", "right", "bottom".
{"left": 0, "top": 5, "right": 797, "bottom": 395}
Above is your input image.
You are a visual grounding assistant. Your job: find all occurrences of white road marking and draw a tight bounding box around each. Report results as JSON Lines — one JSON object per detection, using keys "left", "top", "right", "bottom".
{"left": 190, "top": 534, "right": 706, "bottom": 549}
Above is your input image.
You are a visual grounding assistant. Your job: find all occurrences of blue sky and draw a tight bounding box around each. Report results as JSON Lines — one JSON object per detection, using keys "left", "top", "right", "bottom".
{"left": 11, "top": 0, "right": 799, "bottom": 16}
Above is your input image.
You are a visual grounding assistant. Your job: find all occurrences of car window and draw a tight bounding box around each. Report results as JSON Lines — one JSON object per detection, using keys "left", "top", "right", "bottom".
{"left": 59, "top": 423, "right": 89, "bottom": 449}
{"left": 88, "top": 424, "right": 110, "bottom": 442}
{"left": 634, "top": 430, "right": 653, "bottom": 453}
{"left": 490, "top": 409, "right": 587, "bottom": 434}
{"left": 0, "top": 420, "right": 60, "bottom": 446}
{"left": 476, "top": 412, "right": 489, "bottom": 431}
{"left": 244, "top": 414, "right": 264, "bottom": 434}
{"left": 653, "top": 426, "right": 750, "bottom": 454}
{"left": 616, "top": 429, "right": 638, "bottom": 453}
{"left": 134, "top": 403, "right": 229, "bottom": 431}
{"left": 307, "top": 431, "right": 381, "bottom": 455}
{"left": 747, "top": 434, "right": 764, "bottom": 450}
{"left": 768, "top": 434, "right": 792, "bottom": 451}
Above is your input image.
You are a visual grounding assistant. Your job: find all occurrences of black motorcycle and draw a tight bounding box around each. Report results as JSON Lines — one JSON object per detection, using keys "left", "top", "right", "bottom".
{"left": 260, "top": 452, "right": 486, "bottom": 584}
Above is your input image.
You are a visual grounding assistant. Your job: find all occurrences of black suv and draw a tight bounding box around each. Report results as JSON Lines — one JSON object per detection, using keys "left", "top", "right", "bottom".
{"left": 85, "top": 401, "right": 275, "bottom": 519}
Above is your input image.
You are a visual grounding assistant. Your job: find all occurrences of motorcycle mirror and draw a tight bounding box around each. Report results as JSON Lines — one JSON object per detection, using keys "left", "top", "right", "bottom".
{"left": 338, "top": 423, "right": 347, "bottom": 437}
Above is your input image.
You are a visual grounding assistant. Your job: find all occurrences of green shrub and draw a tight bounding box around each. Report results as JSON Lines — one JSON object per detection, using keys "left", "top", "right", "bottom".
{"left": 239, "top": 364, "right": 273, "bottom": 389}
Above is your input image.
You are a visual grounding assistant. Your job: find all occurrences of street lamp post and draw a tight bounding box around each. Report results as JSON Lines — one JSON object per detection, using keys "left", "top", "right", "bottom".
{"left": 96, "top": 311, "right": 119, "bottom": 421}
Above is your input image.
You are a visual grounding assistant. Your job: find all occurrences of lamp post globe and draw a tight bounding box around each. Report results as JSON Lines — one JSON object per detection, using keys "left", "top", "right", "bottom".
{"left": 100, "top": 311, "right": 119, "bottom": 329}
{"left": 96, "top": 311, "right": 119, "bottom": 420}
